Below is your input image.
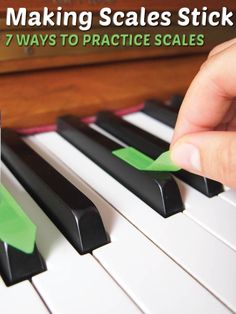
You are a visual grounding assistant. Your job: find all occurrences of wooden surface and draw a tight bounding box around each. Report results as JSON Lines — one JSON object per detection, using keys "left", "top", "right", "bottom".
{"left": 0, "top": 53, "right": 206, "bottom": 128}
{"left": 0, "top": 44, "right": 209, "bottom": 74}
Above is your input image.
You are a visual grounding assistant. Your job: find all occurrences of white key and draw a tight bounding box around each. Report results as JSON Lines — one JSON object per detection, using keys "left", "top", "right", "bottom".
{"left": 177, "top": 179, "right": 236, "bottom": 251}
{"left": 2, "top": 165, "right": 140, "bottom": 314}
{"left": 125, "top": 113, "right": 174, "bottom": 143}
{"left": 125, "top": 112, "right": 236, "bottom": 251}
{"left": 91, "top": 123, "right": 127, "bottom": 147}
{"left": 0, "top": 277, "right": 48, "bottom": 314}
{"left": 25, "top": 132, "right": 236, "bottom": 312}
{"left": 220, "top": 189, "right": 236, "bottom": 207}
{"left": 22, "top": 136, "right": 229, "bottom": 314}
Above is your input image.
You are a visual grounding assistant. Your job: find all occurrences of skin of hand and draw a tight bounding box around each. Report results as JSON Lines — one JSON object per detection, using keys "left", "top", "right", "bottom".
{"left": 170, "top": 38, "right": 236, "bottom": 188}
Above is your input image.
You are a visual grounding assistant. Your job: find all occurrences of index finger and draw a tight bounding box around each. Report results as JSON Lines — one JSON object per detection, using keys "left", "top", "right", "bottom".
{"left": 172, "top": 43, "right": 236, "bottom": 145}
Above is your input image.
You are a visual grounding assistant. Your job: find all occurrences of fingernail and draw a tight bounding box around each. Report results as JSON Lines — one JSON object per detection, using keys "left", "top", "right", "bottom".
{"left": 171, "top": 143, "right": 201, "bottom": 172}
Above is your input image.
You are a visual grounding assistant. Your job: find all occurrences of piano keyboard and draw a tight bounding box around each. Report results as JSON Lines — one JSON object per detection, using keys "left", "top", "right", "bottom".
{"left": 1, "top": 100, "right": 236, "bottom": 314}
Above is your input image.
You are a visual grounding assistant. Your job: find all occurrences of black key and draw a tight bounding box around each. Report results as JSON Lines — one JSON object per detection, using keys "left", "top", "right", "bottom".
{"left": 57, "top": 115, "right": 184, "bottom": 218}
{"left": 0, "top": 241, "right": 46, "bottom": 286}
{"left": 168, "top": 94, "right": 184, "bottom": 112}
{"left": 1, "top": 129, "right": 108, "bottom": 254}
{"left": 96, "top": 112, "right": 223, "bottom": 197}
{"left": 142, "top": 99, "right": 178, "bottom": 128}
{"left": 97, "top": 111, "right": 166, "bottom": 157}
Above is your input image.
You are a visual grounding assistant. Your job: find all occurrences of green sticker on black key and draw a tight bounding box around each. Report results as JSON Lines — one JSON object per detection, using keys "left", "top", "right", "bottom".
{"left": 0, "top": 184, "right": 36, "bottom": 254}
{"left": 112, "top": 147, "right": 181, "bottom": 172}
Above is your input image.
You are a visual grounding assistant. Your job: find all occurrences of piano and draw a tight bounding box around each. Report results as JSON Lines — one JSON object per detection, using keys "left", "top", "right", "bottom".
{"left": 1, "top": 1, "right": 236, "bottom": 313}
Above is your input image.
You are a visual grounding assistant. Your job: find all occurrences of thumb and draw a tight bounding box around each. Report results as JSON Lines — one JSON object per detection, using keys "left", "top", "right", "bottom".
{"left": 170, "top": 131, "right": 236, "bottom": 188}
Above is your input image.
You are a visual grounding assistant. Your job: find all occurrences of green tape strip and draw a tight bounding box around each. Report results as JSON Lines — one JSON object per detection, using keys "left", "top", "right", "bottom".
{"left": 0, "top": 184, "right": 36, "bottom": 254}
{"left": 112, "top": 147, "right": 181, "bottom": 172}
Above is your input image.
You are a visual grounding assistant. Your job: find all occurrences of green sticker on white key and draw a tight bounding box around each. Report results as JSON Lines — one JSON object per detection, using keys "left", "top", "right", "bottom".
{"left": 0, "top": 184, "right": 36, "bottom": 254}
{"left": 113, "top": 147, "right": 181, "bottom": 172}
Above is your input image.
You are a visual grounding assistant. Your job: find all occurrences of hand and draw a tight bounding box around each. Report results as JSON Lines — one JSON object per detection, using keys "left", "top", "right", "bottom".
{"left": 170, "top": 38, "right": 236, "bottom": 188}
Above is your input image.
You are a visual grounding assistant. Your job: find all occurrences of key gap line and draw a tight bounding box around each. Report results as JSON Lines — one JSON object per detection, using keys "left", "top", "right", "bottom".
{"left": 174, "top": 177, "right": 236, "bottom": 254}
{"left": 91, "top": 253, "right": 145, "bottom": 314}
{"left": 30, "top": 278, "right": 53, "bottom": 314}
{"left": 184, "top": 210, "right": 236, "bottom": 254}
